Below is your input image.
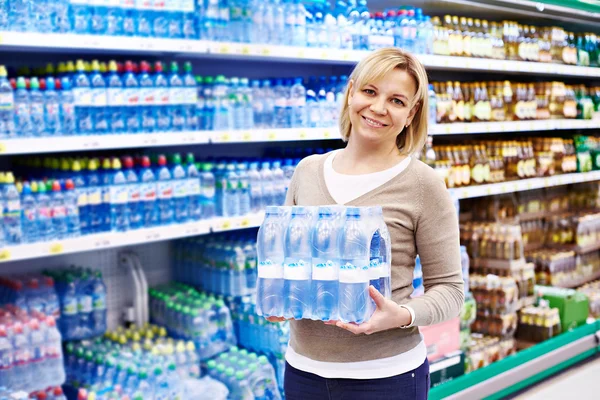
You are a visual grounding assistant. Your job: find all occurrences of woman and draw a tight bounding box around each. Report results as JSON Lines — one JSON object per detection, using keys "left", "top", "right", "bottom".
{"left": 275, "top": 47, "right": 464, "bottom": 399}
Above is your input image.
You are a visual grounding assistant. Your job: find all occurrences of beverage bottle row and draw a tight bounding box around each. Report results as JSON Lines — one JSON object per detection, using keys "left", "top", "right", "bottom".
{"left": 173, "top": 232, "right": 258, "bottom": 297}
{"left": 205, "top": 346, "right": 281, "bottom": 400}
{"left": 0, "top": 307, "right": 65, "bottom": 394}
{"left": 149, "top": 284, "right": 236, "bottom": 360}
{"left": 0, "top": 274, "right": 60, "bottom": 323}
{"left": 6, "top": 387, "right": 66, "bottom": 400}
{"left": 43, "top": 267, "right": 107, "bottom": 341}
{"left": 256, "top": 205, "right": 391, "bottom": 323}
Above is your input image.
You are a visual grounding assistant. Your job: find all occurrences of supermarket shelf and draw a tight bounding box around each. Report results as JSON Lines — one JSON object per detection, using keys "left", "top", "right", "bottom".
{"left": 554, "top": 269, "right": 600, "bottom": 289}
{"left": 0, "top": 132, "right": 210, "bottom": 155}
{"left": 429, "top": 119, "right": 600, "bottom": 136}
{"left": 210, "top": 127, "right": 341, "bottom": 143}
{"left": 1, "top": 31, "right": 600, "bottom": 78}
{"left": 448, "top": 171, "right": 600, "bottom": 200}
{"left": 0, "top": 212, "right": 265, "bottom": 264}
{"left": 430, "top": 321, "right": 600, "bottom": 400}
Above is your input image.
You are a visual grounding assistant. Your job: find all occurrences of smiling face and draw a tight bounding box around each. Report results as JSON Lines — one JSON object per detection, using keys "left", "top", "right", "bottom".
{"left": 347, "top": 68, "right": 419, "bottom": 149}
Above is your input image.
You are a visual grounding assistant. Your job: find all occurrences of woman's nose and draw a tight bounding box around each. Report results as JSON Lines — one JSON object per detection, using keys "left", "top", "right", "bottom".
{"left": 369, "top": 97, "right": 387, "bottom": 115}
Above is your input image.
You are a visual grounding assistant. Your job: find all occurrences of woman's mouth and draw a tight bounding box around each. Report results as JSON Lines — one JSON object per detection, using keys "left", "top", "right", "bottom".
{"left": 362, "top": 116, "right": 388, "bottom": 128}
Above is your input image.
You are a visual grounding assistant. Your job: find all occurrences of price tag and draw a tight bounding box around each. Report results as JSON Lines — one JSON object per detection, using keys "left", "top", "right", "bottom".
{"left": 320, "top": 51, "right": 328, "bottom": 60}
{"left": 241, "top": 46, "right": 250, "bottom": 55}
{"left": 219, "top": 45, "right": 230, "bottom": 54}
{"left": 527, "top": 182, "right": 533, "bottom": 189}
{"left": 0, "top": 143, "right": 5, "bottom": 153}
{"left": 486, "top": 187, "right": 492, "bottom": 195}
{"left": 49, "top": 243, "right": 64, "bottom": 254}
{"left": 461, "top": 190, "right": 469, "bottom": 198}
{"left": 261, "top": 47, "right": 271, "bottom": 56}
{"left": 501, "top": 184, "right": 507, "bottom": 193}
{"left": 94, "top": 238, "right": 111, "bottom": 248}
{"left": 242, "top": 132, "right": 252, "bottom": 141}
{"left": 83, "top": 141, "right": 100, "bottom": 149}
{"left": 323, "top": 130, "right": 331, "bottom": 139}
{"left": 444, "top": 125, "right": 451, "bottom": 134}
{"left": 513, "top": 183, "right": 519, "bottom": 191}
{"left": 145, "top": 232, "right": 160, "bottom": 241}
{"left": 186, "top": 226, "right": 201, "bottom": 236}
{"left": 297, "top": 49, "right": 305, "bottom": 58}
{"left": 240, "top": 218, "right": 250, "bottom": 227}
{"left": 298, "top": 130, "right": 307, "bottom": 139}
{"left": 342, "top": 52, "right": 350, "bottom": 60}
{"left": 0, "top": 249, "right": 11, "bottom": 261}
{"left": 221, "top": 220, "right": 232, "bottom": 230}
{"left": 267, "top": 131, "right": 277, "bottom": 140}
{"left": 220, "top": 133, "right": 231, "bottom": 142}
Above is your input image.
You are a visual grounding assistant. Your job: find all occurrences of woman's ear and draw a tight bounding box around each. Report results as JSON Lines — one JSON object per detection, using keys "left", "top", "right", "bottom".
{"left": 406, "top": 102, "right": 420, "bottom": 127}
{"left": 347, "top": 79, "right": 355, "bottom": 106}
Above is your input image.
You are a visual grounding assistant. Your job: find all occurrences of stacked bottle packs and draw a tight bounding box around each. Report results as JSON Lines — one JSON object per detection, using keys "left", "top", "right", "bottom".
{"left": 174, "top": 232, "right": 257, "bottom": 297}
{"left": 149, "top": 284, "right": 236, "bottom": 360}
{"left": 256, "top": 205, "right": 391, "bottom": 323}
{"left": 205, "top": 347, "right": 281, "bottom": 400}
{"left": 0, "top": 306, "right": 65, "bottom": 394}
{"left": 42, "top": 267, "right": 107, "bottom": 341}
{"left": 29, "top": 387, "right": 68, "bottom": 400}
{"left": 0, "top": 274, "right": 60, "bottom": 320}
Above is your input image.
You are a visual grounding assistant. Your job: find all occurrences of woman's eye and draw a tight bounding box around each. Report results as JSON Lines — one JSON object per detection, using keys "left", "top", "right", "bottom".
{"left": 363, "top": 89, "right": 375, "bottom": 95}
{"left": 392, "top": 98, "right": 405, "bottom": 106}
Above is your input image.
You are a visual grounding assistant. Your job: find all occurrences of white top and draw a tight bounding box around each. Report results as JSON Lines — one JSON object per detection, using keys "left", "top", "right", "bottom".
{"left": 285, "top": 149, "right": 427, "bottom": 379}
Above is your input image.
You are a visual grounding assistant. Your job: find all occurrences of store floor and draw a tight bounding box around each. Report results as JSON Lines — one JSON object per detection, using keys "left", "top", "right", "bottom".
{"left": 508, "top": 354, "right": 600, "bottom": 399}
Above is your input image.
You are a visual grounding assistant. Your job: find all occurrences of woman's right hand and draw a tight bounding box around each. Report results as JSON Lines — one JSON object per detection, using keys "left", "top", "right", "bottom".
{"left": 266, "top": 316, "right": 288, "bottom": 322}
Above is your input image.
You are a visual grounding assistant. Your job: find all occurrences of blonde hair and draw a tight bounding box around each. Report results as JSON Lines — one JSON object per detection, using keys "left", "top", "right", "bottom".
{"left": 339, "top": 48, "right": 429, "bottom": 156}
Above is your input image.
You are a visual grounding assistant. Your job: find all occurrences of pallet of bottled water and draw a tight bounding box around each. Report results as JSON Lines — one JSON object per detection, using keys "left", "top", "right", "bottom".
{"left": 256, "top": 205, "right": 391, "bottom": 323}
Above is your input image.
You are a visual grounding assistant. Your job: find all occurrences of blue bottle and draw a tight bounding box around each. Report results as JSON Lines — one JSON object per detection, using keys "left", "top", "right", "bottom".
{"left": 85, "top": 158, "right": 103, "bottom": 234}
{"left": 256, "top": 206, "right": 286, "bottom": 317}
{"left": 71, "top": 160, "right": 88, "bottom": 235}
{"left": 8, "top": 0, "right": 30, "bottom": 32}
{"left": 101, "top": 157, "right": 113, "bottom": 231}
{"left": 76, "top": 272, "right": 93, "bottom": 338}
{"left": 283, "top": 206, "right": 312, "bottom": 319}
{"left": 123, "top": 61, "right": 141, "bottom": 133}
{"left": 64, "top": 179, "right": 81, "bottom": 238}
{"left": 153, "top": 3, "right": 169, "bottom": 38}
{"left": 273, "top": 79, "right": 289, "bottom": 129}
{"left": 154, "top": 61, "right": 171, "bottom": 131}
{"left": 213, "top": 75, "right": 231, "bottom": 131}
{"left": 223, "top": 163, "right": 239, "bottom": 217}
{"left": 2, "top": 173, "right": 21, "bottom": 244}
{"left": 338, "top": 207, "right": 370, "bottom": 323}
{"left": 0, "top": 65, "right": 15, "bottom": 138}
{"left": 49, "top": 180, "right": 68, "bottom": 239}
{"left": 109, "top": 158, "right": 129, "bottom": 232}
{"left": 290, "top": 77, "right": 306, "bottom": 128}
{"left": 182, "top": 3, "right": 196, "bottom": 38}
{"left": 90, "top": 60, "right": 108, "bottom": 134}
{"left": 185, "top": 153, "right": 202, "bottom": 221}
{"left": 44, "top": 77, "right": 61, "bottom": 136}
{"left": 59, "top": 77, "right": 76, "bottom": 135}
{"left": 106, "top": 1, "right": 123, "bottom": 35}
{"left": 271, "top": 160, "right": 286, "bottom": 206}
{"left": 260, "top": 161, "right": 274, "bottom": 207}
{"left": 106, "top": 60, "right": 125, "bottom": 134}
{"left": 91, "top": 271, "right": 107, "bottom": 335}
{"left": 171, "top": 153, "right": 189, "bottom": 223}
{"left": 54, "top": 0, "right": 72, "bottom": 32}
{"left": 73, "top": 60, "right": 93, "bottom": 135}
{"left": 136, "top": 0, "right": 152, "bottom": 37}
{"left": 59, "top": 274, "right": 79, "bottom": 340}
{"left": 35, "top": 181, "right": 54, "bottom": 241}
{"left": 20, "top": 182, "right": 38, "bottom": 243}
{"left": 237, "top": 163, "right": 250, "bottom": 216}
{"left": 138, "top": 61, "right": 157, "bottom": 132}
{"left": 311, "top": 206, "right": 340, "bottom": 321}
{"left": 169, "top": 62, "right": 185, "bottom": 131}
{"left": 91, "top": 1, "right": 108, "bottom": 35}
{"left": 156, "top": 155, "right": 174, "bottom": 225}
{"left": 248, "top": 162, "right": 262, "bottom": 213}
{"left": 168, "top": 1, "right": 183, "bottom": 38}
{"left": 13, "top": 77, "right": 31, "bottom": 137}
{"left": 29, "top": 77, "right": 45, "bottom": 137}
{"left": 123, "top": 156, "right": 142, "bottom": 230}
{"left": 139, "top": 156, "right": 159, "bottom": 227}
{"left": 200, "top": 162, "right": 216, "bottom": 219}
{"left": 71, "top": 0, "right": 90, "bottom": 33}
{"left": 182, "top": 62, "right": 198, "bottom": 130}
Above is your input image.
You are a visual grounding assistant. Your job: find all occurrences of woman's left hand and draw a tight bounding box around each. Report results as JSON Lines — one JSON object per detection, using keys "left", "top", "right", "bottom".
{"left": 327, "top": 286, "right": 412, "bottom": 335}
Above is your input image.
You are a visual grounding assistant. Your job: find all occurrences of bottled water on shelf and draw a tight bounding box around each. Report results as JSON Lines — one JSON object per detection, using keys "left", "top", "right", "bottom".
{"left": 256, "top": 205, "right": 391, "bottom": 323}
{"left": 173, "top": 232, "right": 257, "bottom": 297}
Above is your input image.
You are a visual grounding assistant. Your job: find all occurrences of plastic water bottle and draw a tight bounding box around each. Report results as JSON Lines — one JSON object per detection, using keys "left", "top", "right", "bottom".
{"left": 428, "top": 83, "right": 437, "bottom": 125}
{"left": 106, "top": 60, "right": 125, "bottom": 134}
{"left": 77, "top": 272, "right": 94, "bottom": 338}
{"left": 316, "top": 76, "right": 328, "bottom": 127}
{"left": 247, "top": 162, "right": 262, "bottom": 213}
{"left": 271, "top": 161, "right": 286, "bottom": 206}
{"left": 29, "top": 319, "right": 47, "bottom": 390}
{"left": 11, "top": 322, "right": 31, "bottom": 392}
{"left": 20, "top": 182, "right": 37, "bottom": 242}
{"left": 338, "top": 207, "right": 370, "bottom": 323}
{"left": 100, "top": 158, "right": 114, "bottom": 232}
{"left": 156, "top": 155, "right": 174, "bottom": 225}
{"left": 106, "top": 0, "right": 123, "bottom": 35}
{"left": 8, "top": 0, "right": 29, "bottom": 32}
{"left": 35, "top": 181, "right": 54, "bottom": 241}
{"left": 49, "top": 180, "right": 68, "bottom": 239}
{"left": 123, "top": 61, "right": 141, "bottom": 133}
{"left": 237, "top": 163, "right": 251, "bottom": 216}
{"left": 54, "top": 0, "right": 71, "bottom": 32}
{"left": 109, "top": 158, "right": 129, "bottom": 231}
{"left": 292, "top": 0, "right": 307, "bottom": 46}
{"left": 0, "top": 325, "right": 13, "bottom": 390}
{"left": 183, "top": 62, "right": 198, "bottom": 130}
{"left": 0, "top": 65, "right": 14, "bottom": 138}
{"left": 223, "top": 163, "right": 239, "bottom": 217}
{"left": 284, "top": 207, "right": 313, "bottom": 319}
{"left": 256, "top": 206, "right": 285, "bottom": 317}
{"left": 59, "top": 275, "right": 78, "bottom": 340}
{"left": 306, "top": 85, "right": 319, "bottom": 128}
{"left": 123, "top": 156, "right": 142, "bottom": 229}
{"left": 13, "top": 77, "right": 31, "bottom": 136}
{"left": 273, "top": 79, "right": 289, "bottom": 128}
{"left": 239, "top": 77, "right": 253, "bottom": 129}
{"left": 138, "top": 60, "right": 157, "bottom": 132}
{"left": 64, "top": 179, "right": 81, "bottom": 237}
{"left": 200, "top": 76, "right": 215, "bottom": 131}
{"left": 169, "top": 62, "right": 186, "bottom": 131}
{"left": 310, "top": 206, "right": 340, "bottom": 321}
{"left": 43, "top": 77, "right": 61, "bottom": 135}
{"left": 185, "top": 153, "right": 202, "bottom": 221}
{"left": 29, "top": 77, "right": 45, "bottom": 136}
{"left": 230, "top": 77, "right": 243, "bottom": 130}
{"left": 3, "top": 172, "right": 22, "bottom": 244}
{"left": 290, "top": 77, "right": 306, "bottom": 128}
{"left": 58, "top": 77, "right": 76, "bottom": 135}
{"left": 260, "top": 161, "right": 274, "bottom": 207}
{"left": 73, "top": 60, "right": 92, "bottom": 134}
{"left": 0, "top": 0, "right": 8, "bottom": 30}
{"left": 139, "top": 156, "right": 158, "bottom": 227}
{"left": 213, "top": 75, "right": 230, "bottom": 130}
{"left": 171, "top": 153, "right": 189, "bottom": 223}
{"left": 261, "top": 79, "right": 275, "bottom": 129}
{"left": 85, "top": 159, "right": 103, "bottom": 233}
{"left": 91, "top": 271, "right": 107, "bottom": 335}
{"left": 90, "top": 60, "right": 108, "bottom": 134}
{"left": 200, "top": 163, "right": 216, "bottom": 218}
{"left": 153, "top": 61, "right": 171, "bottom": 131}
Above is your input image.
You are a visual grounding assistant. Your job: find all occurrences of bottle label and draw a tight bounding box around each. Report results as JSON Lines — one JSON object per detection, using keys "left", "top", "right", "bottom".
{"left": 73, "top": 88, "right": 92, "bottom": 106}
{"left": 109, "top": 186, "right": 129, "bottom": 204}
{"left": 124, "top": 88, "right": 140, "bottom": 106}
{"left": 62, "top": 296, "right": 77, "bottom": 316}
{"left": 184, "top": 87, "right": 198, "bottom": 105}
{"left": 186, "top": 178, "right": 201, "bottom": 196}
{"left": 201, "top": 183, "right": 215, "bottom": 199}
{"left": 61, "top": 102, "right": 75, "bottom": 118}
{"left": 156, "top": 88, "right": 170, "bottom": 105}
{"left": 140, "top": 87, "right": 155, "bottom": 106}
{"left": 87, "top": 187, "right": 102, "bottom": 206}
{"left": 181, "top": 0, "right": 194, "bottom": 12}
{"left": 5, "top": 200, "right": 20, "bottom": 216}
{"left": 23, "top": 208, "right": 36, "bottom": 222}
{"left": 92, "top": 88, "right": 107, "bottom": 107}
{"left": 78, "top": 295, "right": 93, "bottom": 313}
{"left": 38, "top": 206, "right": 52, "bottom": 219}
{"left": 93, "top": 293, "right": 107, "bottom": 310}
{"left": 52, "top": 205, "right": 67, "bottom": 218}
{"left": 169, "top": 88, "right": 184, "bottom": 105}
{"left": 30, "top": 103, "right": 44, "bottom": 118}
{"left": 77, "top": 190, "right": 88, "bottom": 207}
{"left": 107, "top": 88, "right": 125, "bottom": 106}
{"left": 129, "top": 184, "right": 141, "bottom": 203}
{"left": 45, "top": 102, "right": 60, "bottom": 117}
{"left": 141, "top": 182, "right": 158, "bottom": 201}
{"left": 0, "top": 92, "right": 14, "bottom": 110}
{"left": 258, "top": 259, "right": 284, "bottom": 279}
{"left": 284, "top": 258, "right": 311, "bottom": 280}
{"left": 311, "top": 258, "right": 339, "bottom": 281}
{"left": 173, "top": 180, "right": 187, "bottom": 198}
{"left": 339, "top": 260, "right": 370, "bottom": 283}
{"left": 158, "top": 181, "right": 173, "bottom": 199}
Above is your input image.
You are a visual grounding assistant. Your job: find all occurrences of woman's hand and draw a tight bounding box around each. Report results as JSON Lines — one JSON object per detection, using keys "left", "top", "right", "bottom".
{"left": 331, "top": 286, "right": 412, "bottom": 335}
{"left": 266, "top": 316, "right": 288, "bottom": 323}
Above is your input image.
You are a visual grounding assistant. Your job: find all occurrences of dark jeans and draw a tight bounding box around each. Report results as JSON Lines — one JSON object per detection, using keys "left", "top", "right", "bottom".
{"left": 284, "top": 358, "right": 430, "bottom": 400}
